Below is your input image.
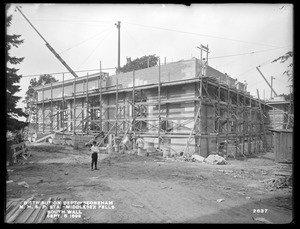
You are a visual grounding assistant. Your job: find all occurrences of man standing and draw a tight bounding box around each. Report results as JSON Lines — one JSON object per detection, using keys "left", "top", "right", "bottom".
{"left": 90, "top": 141, "right": 99, "bottom": 171}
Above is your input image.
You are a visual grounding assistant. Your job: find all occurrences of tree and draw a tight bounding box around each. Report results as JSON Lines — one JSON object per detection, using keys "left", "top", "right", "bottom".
{"left": 6, "top": 6, "right": 28, "bottom": 131}
{"left": 272, "top": 51, "right": 293, "bottom": 82}
{"left": 119, "top": 55, "right": 159, "bottom": 73}
{"left": 23, "top": 74, "right": 58, "bottom": 116}
{"left": 278, "top": 93, "right": 293, "bottom": 102}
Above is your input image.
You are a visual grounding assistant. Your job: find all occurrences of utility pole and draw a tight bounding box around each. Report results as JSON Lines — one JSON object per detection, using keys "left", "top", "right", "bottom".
{"left": 271, "top": 76, "right": 275, "bottom": 99}
{"left": 115, "top": 21, "right": 121, "bottom": 73}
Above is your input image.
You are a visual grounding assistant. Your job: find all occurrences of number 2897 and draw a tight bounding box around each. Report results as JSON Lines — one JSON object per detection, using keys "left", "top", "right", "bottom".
{"left": 253, "top": 209, "right": 268, "bottom": 213}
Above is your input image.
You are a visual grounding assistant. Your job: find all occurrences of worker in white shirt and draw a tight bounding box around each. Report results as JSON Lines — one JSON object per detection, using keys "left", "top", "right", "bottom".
{"left": 90, "top": 141, "right": 99, "bottom": 171}
{"left": 136, "top": 136, "right": 144, "bottom": 149}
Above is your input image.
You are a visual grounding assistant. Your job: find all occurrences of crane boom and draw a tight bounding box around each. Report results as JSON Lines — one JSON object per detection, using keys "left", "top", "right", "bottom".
{"left": 256, "top": 66, "right": 277, "bottom": 96}
{"left": 16, "top": 6, "right": 79, "bottom": 78}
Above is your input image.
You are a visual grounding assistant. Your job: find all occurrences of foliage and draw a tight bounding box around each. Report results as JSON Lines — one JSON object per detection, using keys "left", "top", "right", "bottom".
{"left": 272, "top": 51, "right": 293, "bottom": 82}
{"left": 278, "top": 93, "right": 293, "bottom": 101}
{"left": 119, "top": 55, "right": 159, "bottom": 73}
{"left": 6, "top": 6, "right": 28, "bottom": 131}
{"left": 23, "top": 74, "right": 58, "bottom": 116}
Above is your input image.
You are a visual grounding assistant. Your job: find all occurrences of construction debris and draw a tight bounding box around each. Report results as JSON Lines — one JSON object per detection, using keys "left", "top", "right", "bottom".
{"left": 35, "top": 134, "right": 54, "bottom": 143}
{"left": 218, "top": 170, "right": 233, "bottom": 174}
{"left": 154, "top": 159, "right": 166, "bottom": 162}
{"left": 7, "top": 132, "right": 30, "bottom": 166}
{"left": 132, "top": 204, "right": 144, "bottom": 208}
{"left": 191, "top": 154, "right": 205, "bottom": 162}
{"left": 18, "top": 181, "right": 29, "bottom": 188}
{"left": 262, "top": 175, "right": 292, "bottom": 190}
{"left": 217, "top": 199, "right": 225, "bottom": 203}
{"left": 252, "top": 217, "right": 273, "bottom": 224}
{"left": 204, "top": 154, "right": 227, "bottom": 165}
{"left": 6, "top": 180, "right": 13, "bottom": 184}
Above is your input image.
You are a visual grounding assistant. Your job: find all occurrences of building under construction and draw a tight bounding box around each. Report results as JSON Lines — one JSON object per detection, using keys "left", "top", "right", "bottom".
{"left": 27, "top": 57, "right": 273, "bottom": 158}
{"left": 16, "top": 7, "right": 289, "bottom": 158}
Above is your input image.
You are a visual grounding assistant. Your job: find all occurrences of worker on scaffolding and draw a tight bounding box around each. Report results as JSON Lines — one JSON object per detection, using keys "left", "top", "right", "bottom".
{"left": 201, "top": 58, "right": 207, "bottom": 77}
{"left": 90, "top": 140, "right": 99, "bottom": 171}
{"left": 234, "top": 78, "right": 239, "bottom": 89}
{"left": 244, "top": 80, "right": 248, "bottom": 92}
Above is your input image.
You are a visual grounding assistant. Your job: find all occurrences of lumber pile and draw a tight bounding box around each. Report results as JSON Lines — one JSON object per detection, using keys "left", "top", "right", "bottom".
{"left": 5, "top": 196, "right": 58, "bottom": 223}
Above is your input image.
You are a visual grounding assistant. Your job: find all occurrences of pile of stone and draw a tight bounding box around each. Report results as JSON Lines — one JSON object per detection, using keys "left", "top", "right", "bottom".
{"left": 183, "top": 153, "right": 227, "bottom": 165}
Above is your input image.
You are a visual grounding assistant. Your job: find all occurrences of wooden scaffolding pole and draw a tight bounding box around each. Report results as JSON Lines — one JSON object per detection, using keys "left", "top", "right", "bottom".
{"left": 35, "top": 91, "right": 38, "bottom": 134}
{"left": 62, "top": 73, "right": 65, "bottom": 136}
{"left": 73, "top": 77, "right": 76, "bottom": 134}
{"left": 86, "top": 73, "right": 89, "bottom": 135}
{"left": 116, "top": 75, "right": 119, "bottom": 136}
{"left": 158, "top": 59, "right": 161, "bottom": 150}
{"left": 132, "top": 70, "right": 135, "bottom": 133}
{"left": 242, "top": 90, "right": 246, "bottom": 155}
{"left": 257, "top": 89, "right": 268, "bottom": 151}
{"left": 236, "top": 91, "right": 240, "bottom": 153}
{"left": 42, "top": 85, "right": 45, "bottom": 133}
{"left": 50, "top": 83, "right": 53, "bottom": 132}
{"left": 216, "top": 82, "right": 221, "bottom": 151}
{"left": 249, "top": 97, "right": 252, "bottom": 154}
{"left": 198, "top": 67, "right": 203, "bottom": 155}
{"left": 226, "top": 83, "right": 230, "bottom": 155}
{"left": 99, "top": 61, "right": 102, "bottom": 132}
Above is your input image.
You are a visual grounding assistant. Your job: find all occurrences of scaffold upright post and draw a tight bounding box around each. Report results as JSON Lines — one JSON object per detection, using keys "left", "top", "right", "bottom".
{"left": 42, "top": 85, "right": 44, "bottom": 134}
{"left": 73, "top": 77, "right": 76, "bottom": 134}
{"left": 99, "top": 61, "right": 102, "bottom": 132}
{"left": 158, "top": 59, "right": 161, "bottom": 150}
{"left": 132, "top": 71, "right": 135, "bottom": 133}
{"left": 62, "top": 73, "right": 65, "bottom": 136}
{"left": 116, "top": 76, "right": 119, "bottom": 137}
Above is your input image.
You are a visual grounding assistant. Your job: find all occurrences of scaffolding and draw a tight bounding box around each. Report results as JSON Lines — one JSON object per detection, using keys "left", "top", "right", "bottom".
{"left": 29, "top": 56, "right": 270, "bottom": 158}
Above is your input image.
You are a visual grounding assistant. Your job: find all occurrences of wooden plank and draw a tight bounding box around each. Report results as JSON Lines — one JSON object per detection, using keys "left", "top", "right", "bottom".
{"left": 26, "top": 207, "right": 41, "bottom": 223}
{"left": 17, "top": 205, "right": 36, "bottom": 223}
{"left": 32, "top": 201, "right": 47, "bottom": 223}
{"left": 6, "top": 196, "right": 34, "bottom": 223}
{"left": 10, "top": 142, "right": 26, "bottom": 150}
{"left": 35, "top": 134, "right": 54, "bottom": 143}
{"left": 275, "top": 132, "right": 280, "bottom": 162}
{"left": 6, "top": 199, "right": 25, "bottom": 222}
{"left": 14, "top": 147, "right": 27, "bottom": 156}
{"left": 287, "top": 133, "right": 293, "bottom": 162}
{"left": 280, "top": 132, "right": 284, "bottom": 162}
{"left": 278, "top": 132, "right": 293, "bottom": 163}
{"left": 6, "top": 200, "right": 18, "bottom": 214}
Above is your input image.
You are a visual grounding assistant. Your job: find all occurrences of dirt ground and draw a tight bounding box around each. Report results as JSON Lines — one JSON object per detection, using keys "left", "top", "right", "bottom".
{"left": 6, "top": 142, "right": 293, "bottom": 224}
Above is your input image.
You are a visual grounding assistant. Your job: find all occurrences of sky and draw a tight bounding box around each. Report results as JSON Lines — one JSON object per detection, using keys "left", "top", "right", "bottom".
{"left": 6, "top": 3, "right": 293, "bottom": 121}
